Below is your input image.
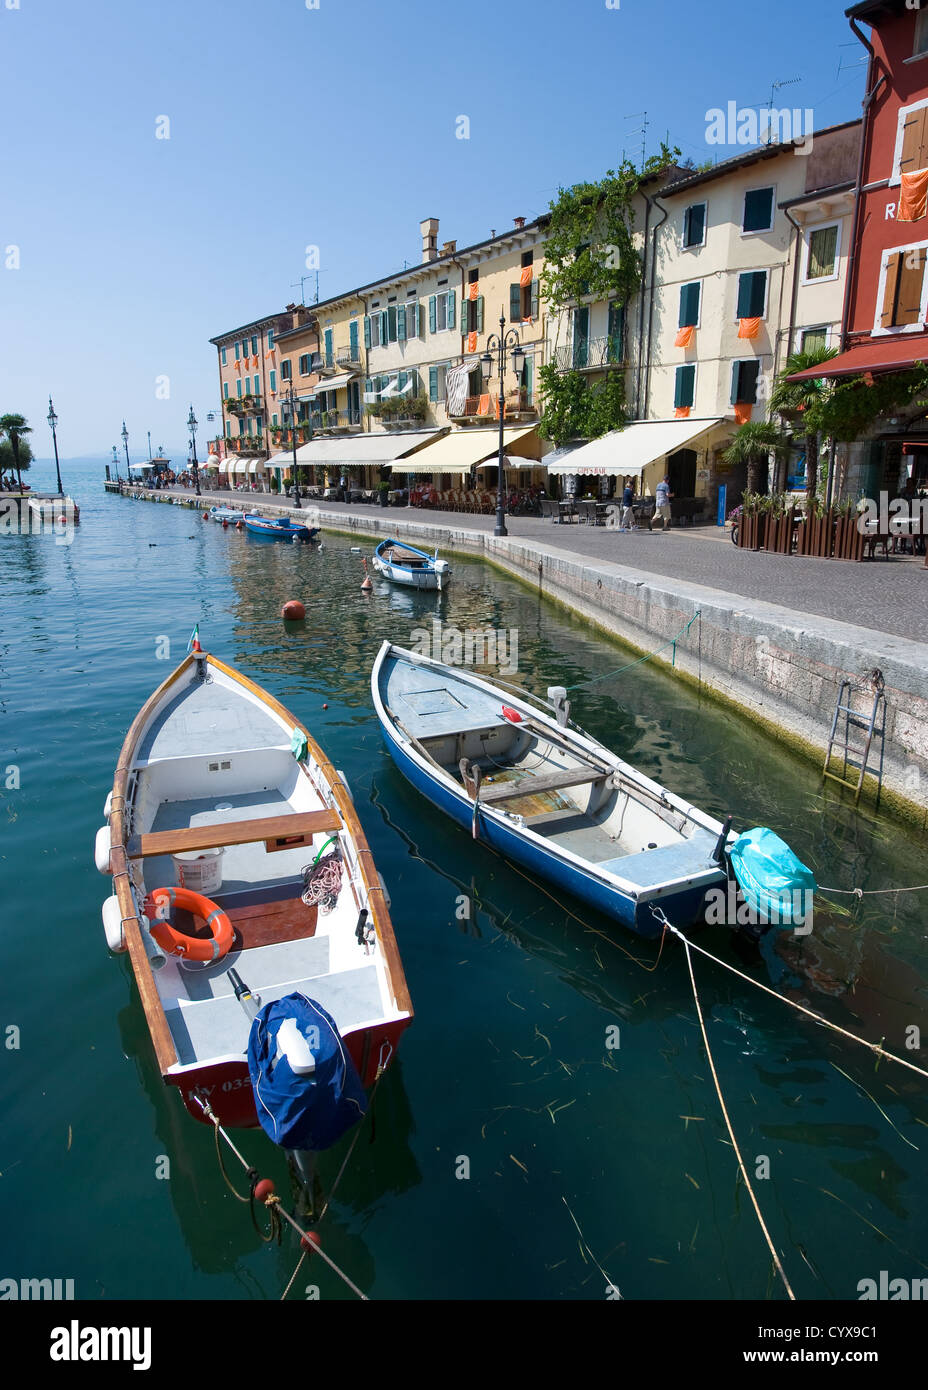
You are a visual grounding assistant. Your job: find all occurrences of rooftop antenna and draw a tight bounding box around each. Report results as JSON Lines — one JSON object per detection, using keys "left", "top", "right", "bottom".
{"left": 290, "top": 273, "right": 320, "bottom": 306}
{"left": 624, "top": 110, "right": 649, "bottom": 171}
{"left": 760, "top": 78, "right": 801, "bottom": 143}
{"left": 836, "top": 42, "right": 868, "bottom": 80}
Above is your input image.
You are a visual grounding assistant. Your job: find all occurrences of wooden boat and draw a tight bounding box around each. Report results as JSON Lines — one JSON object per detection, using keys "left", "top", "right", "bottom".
{"left": 243, "top": 512, "right": 319, "bottom": 541}
{"left": 372, "top": 538, "right": 450, "bottom": 590}
{"left": 372, "top": 641, "right": 738, "bottom": 939}
{"left": 96, "top": 645, "right": 412, "bottom": 1130}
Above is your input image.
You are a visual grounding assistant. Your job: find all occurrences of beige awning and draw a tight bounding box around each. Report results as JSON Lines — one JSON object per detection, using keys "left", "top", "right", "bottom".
{"left": 310, "top": 372, "right": 358, "bottom": 396}
{"left": 291, "top": 429, "right": 442, "bottom": 466}
{"left": 397, "top": 425, "right": 537, "bottom": 475}
{"left": 546, "top": 418, "right": 723, "bottom": 478}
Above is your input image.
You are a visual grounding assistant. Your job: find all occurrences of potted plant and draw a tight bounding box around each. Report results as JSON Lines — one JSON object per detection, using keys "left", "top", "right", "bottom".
{"left": 377, "top": 479, "right": 391, "bottom": 508}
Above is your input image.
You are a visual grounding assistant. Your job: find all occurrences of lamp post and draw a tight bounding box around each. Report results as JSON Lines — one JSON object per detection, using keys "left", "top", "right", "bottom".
{"left": 481, "top": 314, "right": 524, "bottom": 537}
{"left": 121, "top": 421, "right": 132, "bottom": 489}
{"left": 111, "top": 445, "right": 120, "bottom": 484}
{"left": 187, "top": 405, "right": 201, "bottom": 497}
{"left": 47, "top": 397, "right": 63, "bottom": 495}
{"left": 281, "top": 383, "right": 302, "bottom": 508}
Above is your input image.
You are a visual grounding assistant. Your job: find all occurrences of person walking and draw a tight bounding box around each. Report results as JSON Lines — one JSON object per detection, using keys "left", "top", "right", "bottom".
{"left": 650, "top": 476, "right": 673, "bottom": 531}
{"left": 620, "top": 478, "right": 637, "bottom": 531}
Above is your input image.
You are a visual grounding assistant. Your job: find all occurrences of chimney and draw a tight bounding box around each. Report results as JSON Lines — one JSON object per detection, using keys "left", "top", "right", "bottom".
{"left": 420, "top": 217, "right": 439, "bottom": 263}
{"left": 513, "top": 216, "right": 526, "bottom": 229}
{"left": 440, "top": 239, "right": 457, "bottom": 256}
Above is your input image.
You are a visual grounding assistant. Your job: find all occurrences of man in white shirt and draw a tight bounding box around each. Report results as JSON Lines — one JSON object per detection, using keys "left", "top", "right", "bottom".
{"left": 650, "top": 476, "right": 673, "bottom": 531}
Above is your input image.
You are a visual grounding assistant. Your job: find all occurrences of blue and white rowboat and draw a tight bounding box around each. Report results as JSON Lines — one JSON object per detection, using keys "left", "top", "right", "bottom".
{"left": 372, "top": 539, "right": 450, "bottom": 590}
{"left": 208, "top": 505, "right": 247, "bottom": 523}
{"left": 243, "top": 513, "right": 319, "bottom": 541}
{"left": 372, "top": 642, "right": 737, "bottom": 938}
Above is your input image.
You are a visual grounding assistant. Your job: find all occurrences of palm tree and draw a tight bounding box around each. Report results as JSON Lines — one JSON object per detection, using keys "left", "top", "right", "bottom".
{"left": 0, "top": 414, "right": 32, "bottom": 493}
{"left": 768, "top": 347, "right": 840, "bottom": 504}
{"left": 722, "top": 420, "right": 788, "bottom": 497}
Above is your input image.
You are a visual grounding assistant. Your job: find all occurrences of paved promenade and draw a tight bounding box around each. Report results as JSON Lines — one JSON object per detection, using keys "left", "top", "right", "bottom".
{"left": 172, "top": 486, "right": 925, "bottom": 642}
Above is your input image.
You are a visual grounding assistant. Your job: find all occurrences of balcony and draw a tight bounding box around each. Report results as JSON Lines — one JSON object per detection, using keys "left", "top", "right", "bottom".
{"left": 337, "top": 345, "right": 362, "bottom": 367}
{"left": 553, "top": 336, "right": 625, "bottom": 372}
{"left": 450, "top": 391, "right": 537, "bottom": 421}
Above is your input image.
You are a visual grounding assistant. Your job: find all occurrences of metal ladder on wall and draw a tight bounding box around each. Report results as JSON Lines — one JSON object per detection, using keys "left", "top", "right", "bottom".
{"left": 822, "top": 669, "right": 886, "bottom": 804}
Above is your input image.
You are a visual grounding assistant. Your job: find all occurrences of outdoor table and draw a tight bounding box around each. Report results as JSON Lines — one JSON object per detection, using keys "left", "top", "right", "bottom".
{"left": 558, "top": 500, "right": 578, "bottom": 523}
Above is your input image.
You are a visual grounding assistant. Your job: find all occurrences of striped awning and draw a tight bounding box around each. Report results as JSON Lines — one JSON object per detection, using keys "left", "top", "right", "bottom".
{"left": 545, "top": 419, "right": 722, "bottom": 477}
{"left": 396, "top": 425, "right": 537, "bottom": 474}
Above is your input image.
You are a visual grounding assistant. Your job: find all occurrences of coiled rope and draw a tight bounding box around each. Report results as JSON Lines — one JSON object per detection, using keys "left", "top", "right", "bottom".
{"left": 301, "top": 843, "right": 343, "bottom": 913}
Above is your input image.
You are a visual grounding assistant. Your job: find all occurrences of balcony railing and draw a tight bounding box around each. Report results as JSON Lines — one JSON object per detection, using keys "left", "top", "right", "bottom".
{"left": 337, "top": 345, "right": 361, "bottom": 366}
{"left": 554, "top": 336, "right": 625, "bottom": 372}
{"left": 451, "top": 390, "right": 536, "bottom": 420}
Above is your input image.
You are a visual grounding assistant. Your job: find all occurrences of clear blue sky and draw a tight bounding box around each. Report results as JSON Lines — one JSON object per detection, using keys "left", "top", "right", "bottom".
{"left": 0, "top": 0, "right": 868, "bottom": 459}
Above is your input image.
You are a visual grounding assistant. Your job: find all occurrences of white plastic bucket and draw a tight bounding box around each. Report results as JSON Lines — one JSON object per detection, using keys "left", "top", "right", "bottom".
{"left": 173, "top": 848, "right": 224, "bottom": 894}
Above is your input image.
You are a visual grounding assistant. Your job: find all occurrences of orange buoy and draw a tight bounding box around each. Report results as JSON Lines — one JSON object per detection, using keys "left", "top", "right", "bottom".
{"left": 236, "top": 520, "right": 244, "bottom": 529}
{"left": 361, "top": 557, "right": 373, "bottom": 593}
{"left": 282, "top": 600, "right": 306, "bottom": 621}
{"left": 203, "top": 511, "right": 210, "bottom": 520}
{"left": 222, "top": 519, "right": 228, "bottom": 528}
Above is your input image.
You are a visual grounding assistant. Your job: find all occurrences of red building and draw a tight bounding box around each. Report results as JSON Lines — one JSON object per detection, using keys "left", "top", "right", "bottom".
{"left": 794, "top": 0, "right": 928, "bottom": 495}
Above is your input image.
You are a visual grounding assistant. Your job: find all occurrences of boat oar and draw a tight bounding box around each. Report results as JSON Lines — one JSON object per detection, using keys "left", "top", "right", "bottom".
{"left": 471, "top": 766, "right": 482, "bottom": 840}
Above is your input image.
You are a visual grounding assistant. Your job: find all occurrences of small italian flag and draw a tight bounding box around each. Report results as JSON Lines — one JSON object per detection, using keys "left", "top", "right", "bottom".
{"left": 187, "top": 624, "right": 201, "bottom": 653}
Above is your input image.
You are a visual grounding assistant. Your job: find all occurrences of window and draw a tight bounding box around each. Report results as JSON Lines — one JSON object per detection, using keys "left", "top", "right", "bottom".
{"left": 731, "top": 360, "right": 761, "bottom": 405}
{"left": 674, "top": 364, "right": 696, "bottom": 410}
{"left": 429, "top": 364, "right": 448, "bottom": 403}
{"left": 683, "top": 203, "right": 706, "bottom": 249}
{"left": 324, "top": 329, "right": 333, "bottom": 366}
{"left": 509, "top": 274, "right": 539, "bottom": 323}
{"left": 364, "top": 313, "right": 381, "bottom": 349}
{"left": 349, "top": 319, "right": 359, "bottom": 357}
{"left": 281, "top": 360, "right": 292, "bottom": 380}
{"left": 878, "top": 246, "right": 927, "bottom": 329}
{"left": 800, "top": 327, "right": 828, "bottom": 354}
{"left": 917, "top": 9, "right": 928, "bottom": 56}
{"left": 462, "top": 294, "right": 485, "bottom": 335}
{"left": 223, "top": 382, "right": 229, "bottom": 399}
{"left": 521, "top": 354, "right": 535, "bottom": 405}
{"left": 742, "top": 187, "right": 774, "bottom": 234}
{"left": 805, "top": 224, "right": 839, "bottom": 282}
{"left": 678, "top": 281, "right": 701, "bottom": 328}
{"left": 250, "top": 335, "right": 258, "bottom": 355}
{"left": 572, "top": 305, "right": 590, "bottom": 368}
{"left": 269, "top": 368, "right": 277, "bottom": 392}
{"left": 736, "top": 270, "right": 768, "bottom": 319}
{"left": 267, "top": 329, "right": 275, "bottom": 350}
{"left": 221, "top": 347, "right": 227, "bottom": 366}
{"left": 299, "top": 354, "right": 311, "bottom": 375}
{"left": 272, "top": 413, "right": 278, "bottom": 427}
{"left": 234, "top": 341, "right": 242, "bottom": 361}
{"left": 607, "top": 302, "right": 624, "bottom": 361}
{"left": 236, "top": 379, "right": 243, "bottom": 398}
{"left": 428, "top": 291, "right": 455, "bottom": 332}
{"left": 893, "top": 101, "right": 928, "bottom": 182}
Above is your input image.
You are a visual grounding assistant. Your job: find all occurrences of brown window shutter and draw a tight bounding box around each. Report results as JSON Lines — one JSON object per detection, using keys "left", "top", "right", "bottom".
{"left": 900, "top": 107, "right": 928, "bottom": 174}
{"left": 881, "top": 253, "right": 903, "bottom": 327}
{"left": 896, "top": 248, "right": 926, "bottom": 325}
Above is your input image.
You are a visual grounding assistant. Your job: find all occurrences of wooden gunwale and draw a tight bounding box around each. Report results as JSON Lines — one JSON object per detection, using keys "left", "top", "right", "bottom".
{"left": 209, "top": 655, "right": 413, "bottom": 1019}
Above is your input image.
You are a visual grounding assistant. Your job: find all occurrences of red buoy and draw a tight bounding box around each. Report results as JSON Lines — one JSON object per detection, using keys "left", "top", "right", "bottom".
{"left": 203, "top": 512, "right": 210, "bottom": 521}
{"left": 282, "top": 600, "right": 306, "bottom": 621}
{"left": 254, "top": 1178, "right": 275, "bottom": 1202}
{"left": 300, "top": 1230, "right": 322, "bottom": 1252}
{"left": 322, "top": 703, "right": 328, "bottom": 710}
{"left": 236, "top": 520, "right": 244, "bottom": 529}
{"left": 222, "top": 519, "right": 228, "bottom": 528}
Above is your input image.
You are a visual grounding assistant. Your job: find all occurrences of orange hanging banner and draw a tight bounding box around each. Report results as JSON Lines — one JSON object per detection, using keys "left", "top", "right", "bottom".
{"left": 898, "top": 169, "right": 928, "bottom": 221}
{"left": 674, "top": 325, "right": 695, "bottom": 348}
{"left": 674, "top": 406, "right": 691, "bottom": 419}
{"left": 477, "top": 394, "right": 491, "bottom": 416}
{"left": 519, "top": 266, "right": 533, "bottom": 288}
{"left": 468, "top": 282, "right": 479, "bottom": 301}
{"left": 467, "top": 332, "right": 478, "bottom": 353}
{"left": 738, "top": 317, "right": 761, "bottom": 340}
{"left": 733, "top": 403, "right": 753, "bottom": 424}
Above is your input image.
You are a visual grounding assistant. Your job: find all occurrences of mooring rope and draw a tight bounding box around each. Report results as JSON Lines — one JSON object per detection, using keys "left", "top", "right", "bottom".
{"left": 195, "top": 1094, "right": 369, "bottom": 1300}
{"left": 653, "top": 910, "right": 796, "bottom": 1301}
{"left": 566, "top": 611, "right": 700, "bottom": 691}
{"left": 819, "top": 881, "right": 928, "bottom": 898}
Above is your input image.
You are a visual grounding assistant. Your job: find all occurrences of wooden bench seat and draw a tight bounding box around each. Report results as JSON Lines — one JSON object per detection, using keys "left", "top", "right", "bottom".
{"left": 479, "top": 765, "right": 605, "bottom": 805}
{"left": 128, "top": 808, "right": 341, "bottom": 859}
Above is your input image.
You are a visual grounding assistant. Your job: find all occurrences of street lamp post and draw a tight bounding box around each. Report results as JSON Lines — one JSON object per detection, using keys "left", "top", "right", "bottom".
{"left": 187, "top": 405, "right": 201, "bottom": 497}
{"left": 481, "top": 314, "right": 524, "bottom": 537}
{"left": 282, "top": 383, "right": 302, "bottom": 508}
{"left": 121, "top": 421, "right": 131, "bottom": 487}
{"left": 111, "top": 445, "right": 120, "bottom": 484}
{"left": 47, "top": 397, "right": 63, "bottom": 495}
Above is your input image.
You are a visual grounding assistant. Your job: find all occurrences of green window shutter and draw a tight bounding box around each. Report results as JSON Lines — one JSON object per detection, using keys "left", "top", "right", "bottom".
{"left": 397, "top": 306, "right": 407, "bottom": 341}
{"left": 476, "top": 295, "right": 484, "bottom": 332}
{"left": 731, "top": 361, "right": 746, "bottom": 404}
{"left": 429, "top": 295, "right": 437, "bottom": 333}
{"left": 379, "top": 310, "right": 388, "bottom": 343}
{"left": 531, "top": 278, "right": 540, "bottom": 320}
{"left": 223, "top": 382, "right": 229, "bottom": 399}
{"left": 447, "top": 290, "right": 456, "bottom": 330}
{"left": 272, "top": 413, "right": 278, "bottom": 427}
{"left": 429, "top": 366, "right": 438, "bottom": 402}
{"left": 267, "top": 329, "right": 274, "bottom": 349}
{"left": 350, "top": 320, "right": 359, "bottom": 355}
{"left": 679, "top": 282, "right": 700, "bottom": 327}
{"left": 236, "top": 379, "right": 243, "bottom": 398}
{"left": 509, "top": 283, "right": 522, "bottom": 323}
{"left": 674, "top": 364, "right": 695, "bottom": 409}
{"left": 743, "top": 188, "right": 773, "bottom": 233}
{"left": 363, "top": 315, "right": 371, "bottom": 349}
{"left": 524, "top": 354, "right": 534, "bottom": 403}
{"left": 736, "top": 273, "right": 766, "bottom": 319}
{"left": 398, "top": 371, "right": 408, "bottom": 395}
{"left": 269, "top": 370, "right": 276, "bottom": 391}
{"left": 412, "top": 302, "right": 420, "bottom": 336}
{"left": 221, "top": 347, "right": 227, "bottom": 366}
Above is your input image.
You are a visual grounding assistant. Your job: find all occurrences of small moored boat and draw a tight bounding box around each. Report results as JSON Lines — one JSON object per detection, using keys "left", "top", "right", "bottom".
{"left": 96, "top": 642, "right": 412, "bottom": 1135}
{"left": 372, "top": 538, "right": 450, "bottom": 590}
{"left": 372, "top": 642, "right": 813, "bottom": 938}
{"left": 244, "top": 513, "right": 319, "bottom": 541}
{"left": 208, "top": 505, "right": 246, "bottom": 524}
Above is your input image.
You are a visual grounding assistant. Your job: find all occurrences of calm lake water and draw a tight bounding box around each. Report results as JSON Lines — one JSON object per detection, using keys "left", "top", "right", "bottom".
{"left": 1, "top": 462, "right": 926, "bottom": 1302}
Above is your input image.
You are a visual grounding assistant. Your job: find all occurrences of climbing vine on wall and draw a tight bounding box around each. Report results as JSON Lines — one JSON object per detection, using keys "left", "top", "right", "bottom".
{"left": 538, "top": 365, "right": 628, "bottom": 447}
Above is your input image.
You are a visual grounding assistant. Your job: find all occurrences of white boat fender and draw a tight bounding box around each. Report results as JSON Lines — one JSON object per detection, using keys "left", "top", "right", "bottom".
{"left": 103, "top": 790, "right": 113, "bottom": 818}
{"left": 336, "top": 769, "right": 352, "bottom": 802}
{"left": 274, "top": 1017, "right": 317, "bottom": 1075}
{"left": 102, "top": 894, "right": 127, "bottom": 953}
{"left": 94, "top": 823, "right": 113, "bottom": 874}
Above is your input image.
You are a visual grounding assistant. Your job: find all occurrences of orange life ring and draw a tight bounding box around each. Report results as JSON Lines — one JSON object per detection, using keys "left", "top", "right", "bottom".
{"left": 143, "top": 886, "right": 234, "bottom": 963}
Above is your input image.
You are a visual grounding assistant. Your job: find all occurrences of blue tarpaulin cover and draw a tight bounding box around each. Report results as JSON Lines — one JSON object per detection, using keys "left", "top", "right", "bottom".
{"left": 248, "top": 993, "right": 367, "bottom": 1151}
{"left": 730, "top": 826, "right": 816, "bottom": 928}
